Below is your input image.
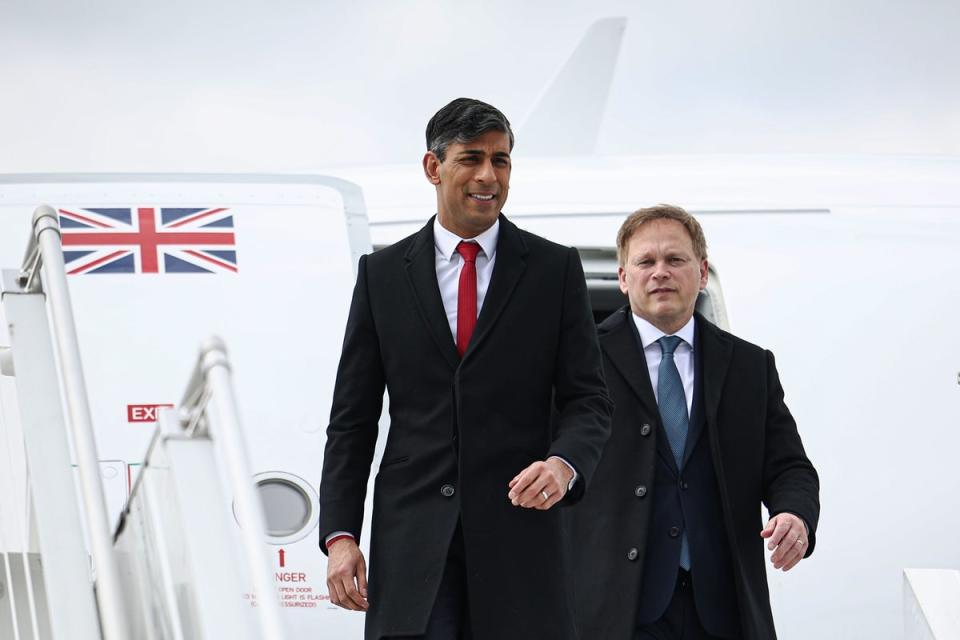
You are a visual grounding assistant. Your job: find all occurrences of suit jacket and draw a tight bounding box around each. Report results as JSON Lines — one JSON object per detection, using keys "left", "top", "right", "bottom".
{"left": 564, "top": 307, "right": 819, "bottom": 640}
{"left": 319, "top": 214, "right": 613, "bottom": 640}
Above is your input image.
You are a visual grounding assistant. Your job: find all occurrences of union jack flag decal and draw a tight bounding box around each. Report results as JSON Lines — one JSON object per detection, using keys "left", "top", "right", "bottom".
{"left": 59, "top": 207, "right": 238, "bottom": 275}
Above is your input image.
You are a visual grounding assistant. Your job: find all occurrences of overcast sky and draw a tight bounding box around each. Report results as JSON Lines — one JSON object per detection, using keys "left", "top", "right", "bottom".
{"left": 1, "top": 0, "right": 958, "bottom": 173}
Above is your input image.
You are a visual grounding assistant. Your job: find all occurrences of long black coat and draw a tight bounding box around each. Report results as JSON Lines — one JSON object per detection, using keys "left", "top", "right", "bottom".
{"left": 319, "top": 215, "right": 613, "bottom": 640}
{"left": 564, "top": 308, "right": 819, "bottom": 640}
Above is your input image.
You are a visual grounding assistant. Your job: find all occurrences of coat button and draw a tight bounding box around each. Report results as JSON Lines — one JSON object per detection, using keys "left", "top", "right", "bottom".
{"left": 440, "top": 484, "right": 455, "bottom": 498}
{"left": 640, "top": 423, "right": 652, "bottom": 436}
{"left": 679, "top": 480, "right": 689, "bottom": 490}
{"left": 669, "top": 526, "right": 681, "bottom": 538}
{"left": 634, "top": 485, "right": 647, "bottom": 498}
{"left": 627, "top": 547, "right": 639, "bottom": 561}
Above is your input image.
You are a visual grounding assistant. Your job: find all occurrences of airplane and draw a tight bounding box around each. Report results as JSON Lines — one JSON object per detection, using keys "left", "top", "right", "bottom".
{"left": 327, "top": 17, "right": 960, "bottom": 640}
{"left": 0, "top": 15, "right": 957, "bottom": 640}
{"left": 340, "top": 155, "right": 960, "bottom": 640}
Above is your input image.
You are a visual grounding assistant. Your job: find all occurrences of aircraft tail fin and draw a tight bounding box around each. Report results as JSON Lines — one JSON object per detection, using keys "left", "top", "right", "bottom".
{"left": 518, "top": 17, "right": 627, "bottom": 156}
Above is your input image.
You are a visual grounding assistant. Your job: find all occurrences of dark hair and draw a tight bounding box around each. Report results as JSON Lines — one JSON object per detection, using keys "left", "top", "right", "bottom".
{"left": 425, "top": 98, "right": 515, "bottom": 161}
{"left": 617, "top": 204, "right": 708, "bottom": 265}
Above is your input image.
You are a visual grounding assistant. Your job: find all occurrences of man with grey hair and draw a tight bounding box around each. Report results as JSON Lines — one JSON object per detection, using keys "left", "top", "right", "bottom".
{"left": 564, "top": 205, "right": 819, "bottom": 639}
{"left": 319, "top": 98, "right": 612, "bottom": 640}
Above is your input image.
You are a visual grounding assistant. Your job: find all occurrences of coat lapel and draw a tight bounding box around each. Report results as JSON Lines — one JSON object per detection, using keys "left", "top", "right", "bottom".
{"left": 462, "top": 214, "right": 527, "bottom": 359}
{"left": 601, "top": 309, "right": 681, "bottom": 472}
{"left": 403, "top": 218, "right": 460, "bottom": 370}
{"left": 681, "top": 338, "right": 707, "bottom": 468}
{"left": 696, "top": 312, "right": 733, "bottom": 433}
{"left": 600, "top": 309, "right": 659, "bottom": 416}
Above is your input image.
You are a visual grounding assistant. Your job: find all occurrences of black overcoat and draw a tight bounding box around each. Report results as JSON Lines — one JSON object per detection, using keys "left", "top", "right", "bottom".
{"left": 320, "top": 215, "right": 613, "bottom": 640}
{"left": 564, "top": 308, "right": 819, "bottom": 640}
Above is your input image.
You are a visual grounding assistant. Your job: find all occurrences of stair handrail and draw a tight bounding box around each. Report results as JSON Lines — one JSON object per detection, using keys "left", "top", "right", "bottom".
{"left": 179, "top": 336, "right": 287, "bottom": 640}
{"left": 18, "top": 205, "right": 131, "bottom": 640}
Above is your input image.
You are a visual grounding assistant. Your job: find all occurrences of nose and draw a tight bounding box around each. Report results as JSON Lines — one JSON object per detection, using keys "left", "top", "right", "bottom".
{"left": 652, "top": 260, "right": 671, "bottom": 279}
{"left": 474, "top": 159, "right": 496, "bottom": 183}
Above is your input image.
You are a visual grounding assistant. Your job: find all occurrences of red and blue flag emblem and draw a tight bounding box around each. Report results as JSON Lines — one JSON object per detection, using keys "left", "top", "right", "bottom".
{"left": 59, "top": 207, "right": 238, "bottom": 274}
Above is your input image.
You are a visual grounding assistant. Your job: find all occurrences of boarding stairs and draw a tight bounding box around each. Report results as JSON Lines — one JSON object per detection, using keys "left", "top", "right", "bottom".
{"left": 0, "top": 207, "right": 288, "bottom": 639}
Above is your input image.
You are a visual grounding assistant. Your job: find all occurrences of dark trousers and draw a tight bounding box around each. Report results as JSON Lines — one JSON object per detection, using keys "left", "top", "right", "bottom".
{"left": 386, "top": 523, "right": 472, "bottom": 640}
{"left": 635, "top": 570, "right": 731, "bottom": 640}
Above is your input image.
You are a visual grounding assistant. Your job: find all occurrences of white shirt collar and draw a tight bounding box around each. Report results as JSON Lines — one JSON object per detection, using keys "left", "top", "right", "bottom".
{"left": 433, "top": 216, "right": 500, "bottom": 261}
{"left": 631, "top": 312, "right": 696, "bottom": 351}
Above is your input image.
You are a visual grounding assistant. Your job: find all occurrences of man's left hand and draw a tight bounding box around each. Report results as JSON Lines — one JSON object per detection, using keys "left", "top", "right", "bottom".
{"left": 761, "top": 513, "right": 808, "bottom": 571}
{"left": 508, "top": 458, "right": 573, "bottom": 510}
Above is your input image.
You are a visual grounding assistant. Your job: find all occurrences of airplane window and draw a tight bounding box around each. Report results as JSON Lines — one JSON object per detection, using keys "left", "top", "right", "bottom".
{"left": 249, "top": 471, "right": 320, "bottom": 544}
{"left": 258, "top": 480, "right": 310, "bottom": 535}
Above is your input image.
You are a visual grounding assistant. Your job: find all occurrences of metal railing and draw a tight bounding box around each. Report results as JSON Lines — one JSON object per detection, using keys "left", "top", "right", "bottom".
{"left": 2, "top": 205, "right": 288, "bottom": 639}
{"left": 178, "top": 337, "right": 287, "bottom": 640}
{"left": 2, "top": 206, "right": 111, "bottom": 639}
{"left": 16, "top": 206, "right": 132, "bottom": 640}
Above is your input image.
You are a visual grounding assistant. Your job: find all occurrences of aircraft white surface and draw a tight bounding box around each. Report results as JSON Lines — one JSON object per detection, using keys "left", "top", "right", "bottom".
{"left": 0, "top": 13, "right": 957, "bottom": 640}
{"left": 320, "top": 17, "right": 960, "bottom": 638}
{"left": 0, "top": 174, "right": 373, "bottom": 638}
{"left": 329, "top": 150, "right": 960, "bottom": 640}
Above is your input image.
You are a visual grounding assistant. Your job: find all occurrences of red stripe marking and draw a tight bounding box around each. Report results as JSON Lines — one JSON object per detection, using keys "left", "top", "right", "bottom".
{"left": 68, "top": 250, "right": 129, "bottom": 275}
{"left": 167, "top": 208, "right": 229, "bottom": 228}
{"left": 58, "top": 209, "right": 113, "bottom": 229}
{"left": 183, "top": 249, "right": 238, "bottom": 273}
{"left": 138, "top": 208, "right": 159, "bottom": 273}
{"left": 62, "top": 232, "right": 235, "bottom": 246}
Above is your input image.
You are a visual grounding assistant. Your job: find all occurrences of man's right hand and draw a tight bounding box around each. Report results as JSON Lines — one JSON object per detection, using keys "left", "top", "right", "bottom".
{"left": 326, "top": 537, "right": 369, "bottom": 611}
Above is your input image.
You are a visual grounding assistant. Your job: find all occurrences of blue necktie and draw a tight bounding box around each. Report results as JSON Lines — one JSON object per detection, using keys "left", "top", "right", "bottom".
{"left": 657, "top": 335, "right": 691, "bottom": 570}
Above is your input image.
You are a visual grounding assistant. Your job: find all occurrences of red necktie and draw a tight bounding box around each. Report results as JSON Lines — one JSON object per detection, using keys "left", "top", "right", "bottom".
{"left": 456, "top": 241, "right": 482, "bottom": 357}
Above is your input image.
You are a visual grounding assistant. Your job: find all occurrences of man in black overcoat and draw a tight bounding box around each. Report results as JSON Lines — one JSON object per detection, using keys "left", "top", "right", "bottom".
{"left": 319, "top": 98, "right": 613, "bottom": 640}
{"left": 564, "top": 205, "right": 819, "bottom": 640}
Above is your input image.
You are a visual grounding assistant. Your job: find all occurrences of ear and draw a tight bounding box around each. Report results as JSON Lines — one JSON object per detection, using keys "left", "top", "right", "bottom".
{"left": 618, "top": 265, "right": 628, "bottom": 295}
{"left": 423, "top": 152, "right": 441, "bottom": 185}
{"left": 699, "top": 259, "right": 709, "bottom": 290}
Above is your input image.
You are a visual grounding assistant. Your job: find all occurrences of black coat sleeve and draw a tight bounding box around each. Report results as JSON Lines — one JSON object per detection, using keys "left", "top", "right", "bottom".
{"left": 318, "top": 254, "right": 385, "bottom": 552}
{"left": 548, "top": 247, "right": 614, "bottom": 504}
{"left": 761, "top": 350, "right": 820, "bottom": 555}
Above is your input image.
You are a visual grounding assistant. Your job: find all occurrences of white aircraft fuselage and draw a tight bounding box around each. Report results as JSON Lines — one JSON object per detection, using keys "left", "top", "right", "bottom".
{"left": 329, "top": 151, "right": 960, "bottom": 639}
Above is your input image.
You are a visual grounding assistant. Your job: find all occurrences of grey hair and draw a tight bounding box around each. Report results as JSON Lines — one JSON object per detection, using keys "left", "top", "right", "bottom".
{"left": 426, "top": 98, "right": 515, "bottom": 161}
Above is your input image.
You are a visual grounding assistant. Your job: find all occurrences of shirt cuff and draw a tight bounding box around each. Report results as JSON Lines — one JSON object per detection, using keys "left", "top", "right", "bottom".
{"left": 548, "top": 455, "right": 578, "bottom": 491}
{"left": 325, "top": 531, "right": 355, "bottom": 549}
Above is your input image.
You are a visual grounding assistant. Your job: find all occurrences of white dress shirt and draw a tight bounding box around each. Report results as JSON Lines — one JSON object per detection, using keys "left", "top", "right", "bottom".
{"left": 631, "top": 314, "right": 696, "bottom": 415}
{"left": 433, "top": 216, "right": 499, "bottom": 343}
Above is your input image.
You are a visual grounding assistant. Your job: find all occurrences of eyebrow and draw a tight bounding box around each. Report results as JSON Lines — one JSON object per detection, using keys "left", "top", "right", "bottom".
{"left": 457, "top": 149, "right": 511, "bottom": 160}
{"left": 634, "top": 247, "right": 690, "bottom": 259}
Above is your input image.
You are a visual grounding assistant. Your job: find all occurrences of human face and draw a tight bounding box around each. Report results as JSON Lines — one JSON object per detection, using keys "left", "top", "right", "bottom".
{"left": 423, "top": 129, "right": 511, "bottom": 238}
{"left": 618, "top": 219, "right": 708, "bottom": 334}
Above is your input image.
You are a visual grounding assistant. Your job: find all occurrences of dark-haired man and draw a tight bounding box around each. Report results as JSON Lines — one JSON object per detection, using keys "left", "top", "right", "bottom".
{"left": 564, "top": 205, "right": 819, "bottom": 640}
{"left": 319, "top": 98, "right": 612, "bottom": 640}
